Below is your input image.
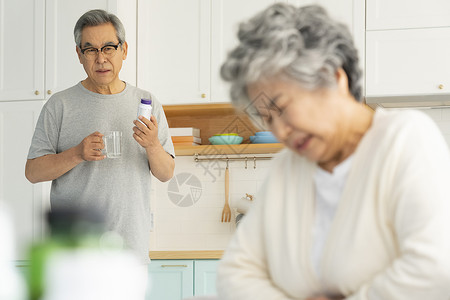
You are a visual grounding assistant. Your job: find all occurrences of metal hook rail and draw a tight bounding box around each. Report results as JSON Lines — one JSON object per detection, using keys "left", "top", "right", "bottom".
{"left": 194, "top": 153, "right": 273, "bottom": 169}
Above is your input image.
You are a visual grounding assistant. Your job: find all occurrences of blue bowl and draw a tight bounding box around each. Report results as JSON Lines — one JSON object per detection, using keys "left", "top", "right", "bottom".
{"left": 209, "top": 135, "right": 243, "bottom": 145}
{"left": 250, "top": 135, "right": 279, "bottom": 144}
{"left": 255, "top": 131, "right": 274, "bottom": 136}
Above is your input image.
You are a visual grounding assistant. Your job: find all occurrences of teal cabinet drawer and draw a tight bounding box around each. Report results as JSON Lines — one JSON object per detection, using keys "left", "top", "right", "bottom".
{"left": 147, "top": 259, "right": 219, "bottom": 299}
{"left": 194, "top": 260, "right": 219, "bottom": 296}
{"left": 147, "top": 260, "right": 194, "bottom": 300}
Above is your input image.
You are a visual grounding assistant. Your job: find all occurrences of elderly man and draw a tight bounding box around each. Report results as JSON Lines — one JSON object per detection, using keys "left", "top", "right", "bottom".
{"left": 25, "top": 9, "right": 175, "bottom": 265}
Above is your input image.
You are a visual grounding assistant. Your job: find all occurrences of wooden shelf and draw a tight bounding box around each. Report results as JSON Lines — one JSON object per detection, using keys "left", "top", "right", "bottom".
{"left": 164, "top": 103, "right": 283, "bottom": 156}
{"left": 149, "top": 250, "right": 224, "bottom": 260}
{"left": 163, "top": 103, "right": 236, "bottom": 117}
{"left": 174, "top": 143, "right": 284, "bottom": 156}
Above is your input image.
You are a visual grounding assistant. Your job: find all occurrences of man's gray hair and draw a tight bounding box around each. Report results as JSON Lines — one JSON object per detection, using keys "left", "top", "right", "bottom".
{"left": 74, "top": 9, "right": 126, "bottom": 47}
{"left": 221, "top": 3, "right": 362, "bottom": 108}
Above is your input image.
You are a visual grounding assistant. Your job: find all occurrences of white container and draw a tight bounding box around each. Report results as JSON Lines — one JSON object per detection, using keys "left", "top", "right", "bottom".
{"left": 43, "top": 249, "right": 148, "bottom": 300}
{"left": 137, "top": 99, "right": 152, "bottom": 126}
{"left": 233, "top": 195, "right": 253, "bottom": 214}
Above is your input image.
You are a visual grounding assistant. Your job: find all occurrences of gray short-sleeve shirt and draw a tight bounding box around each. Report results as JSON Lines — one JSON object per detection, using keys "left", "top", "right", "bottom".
{"left": 28, "top": 82, "right": 175, "bottom": 263}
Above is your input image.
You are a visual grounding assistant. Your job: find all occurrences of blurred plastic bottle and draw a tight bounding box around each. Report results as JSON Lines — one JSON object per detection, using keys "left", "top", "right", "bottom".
{"left": 27, "top": 207, "right": 103, "bottom": 300}
{"left": 42, "top": 249, "right": 147, "bottom": 300}
{"left": 28, "top": 206, "right": 147, "bottom": 300}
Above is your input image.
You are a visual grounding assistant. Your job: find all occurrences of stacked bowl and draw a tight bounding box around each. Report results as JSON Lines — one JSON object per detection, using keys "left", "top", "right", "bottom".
{"left": 209, "top": 133, "right": 243, "bottom": 145}
{"left": 249, "top": 131, "right": 279, "bottom": 144}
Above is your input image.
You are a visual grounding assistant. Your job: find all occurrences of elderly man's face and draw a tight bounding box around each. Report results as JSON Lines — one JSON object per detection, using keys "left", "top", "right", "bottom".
{"left": 76, "top": 22, "right": 127, "bottom": 92}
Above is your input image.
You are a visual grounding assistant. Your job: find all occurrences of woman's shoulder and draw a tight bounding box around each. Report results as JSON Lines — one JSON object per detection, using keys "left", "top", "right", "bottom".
{"left": 373, "top": 108, "right": 435, "bottom": 128}
{"left": 361, "top": 108, "right": 448, "bottom": 162}
{"left": 370, "top": 108, "right": 439, "bottom": 139}
{"left": 271, "top": 147, "right": 309, "bottom": 166}
{"left": 263, "top": 148, "right": 315, "bottom": 183}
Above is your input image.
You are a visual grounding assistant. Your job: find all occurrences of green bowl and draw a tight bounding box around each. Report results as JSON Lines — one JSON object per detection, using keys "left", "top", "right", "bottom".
{"left": 209, "top": 135, "right": 243, "bottom": 145}
{"left": 213, "top": 133, "right": 238, "bottom": 136}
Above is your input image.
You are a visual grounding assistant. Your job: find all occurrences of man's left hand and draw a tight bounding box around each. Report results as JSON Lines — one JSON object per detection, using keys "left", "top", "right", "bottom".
{"left": 133, "top": 116, "right": 160, "bottom": 149}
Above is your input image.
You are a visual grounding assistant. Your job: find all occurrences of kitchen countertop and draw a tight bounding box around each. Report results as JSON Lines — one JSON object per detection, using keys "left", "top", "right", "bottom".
{"left": 149, "top": 250, "right": 224, "bottom": 260}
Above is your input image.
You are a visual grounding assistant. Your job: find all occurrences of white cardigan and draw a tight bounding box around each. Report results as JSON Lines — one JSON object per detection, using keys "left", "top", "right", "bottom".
{"left": 217, "top": 109, "right": 450, "bottom": 300}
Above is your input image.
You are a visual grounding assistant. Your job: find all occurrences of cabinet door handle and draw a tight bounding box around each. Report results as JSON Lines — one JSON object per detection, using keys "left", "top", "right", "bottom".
{"left": 439, "top": 84, "right": 444, "bottom": 90}
{"left": 34, "top": 90, "right": 40, "bottom": 95}
{"left": 47, "top": 90, "right": 52, "bottom": 95}
{"left": 201, "top": 93, "right": 206, "bottom": 98}
{"left": 161, "top": 264, "right": 188, "bottom": 268}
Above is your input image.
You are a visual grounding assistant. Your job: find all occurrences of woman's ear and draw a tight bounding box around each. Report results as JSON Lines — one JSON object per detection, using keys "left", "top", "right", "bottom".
{"left": 335, "top": 68, "right": 350, "bottom": 96}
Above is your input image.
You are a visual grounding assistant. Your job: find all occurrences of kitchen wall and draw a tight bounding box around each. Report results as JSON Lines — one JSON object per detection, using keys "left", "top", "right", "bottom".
{"left": 149, "top": 155, "right": 272, "bottom": 251}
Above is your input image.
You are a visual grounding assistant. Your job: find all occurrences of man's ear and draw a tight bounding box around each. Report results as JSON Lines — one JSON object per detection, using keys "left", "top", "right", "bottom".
{"left": 76, "top": 46, "right": 83, "bottom": 64}
{"left": 121, "top": 41, "right": 128, "bottom": 60}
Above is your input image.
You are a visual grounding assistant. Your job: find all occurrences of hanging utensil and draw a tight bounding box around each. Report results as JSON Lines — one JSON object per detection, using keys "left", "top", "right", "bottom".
{"left": 221, "top": 160, "right": 232, "bottom": 222}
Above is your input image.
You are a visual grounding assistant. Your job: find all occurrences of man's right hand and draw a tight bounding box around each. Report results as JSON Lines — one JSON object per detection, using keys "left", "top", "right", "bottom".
{"left": 26, "top": 131, "right": 106, "bottom": 184}
{"left": 75, "top": 131, "right": 106, "bottom": 162}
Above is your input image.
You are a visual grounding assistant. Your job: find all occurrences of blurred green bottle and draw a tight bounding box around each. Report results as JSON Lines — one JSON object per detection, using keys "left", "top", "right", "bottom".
{"left": 27, "top": 207, "right": 108, "bottom": 300}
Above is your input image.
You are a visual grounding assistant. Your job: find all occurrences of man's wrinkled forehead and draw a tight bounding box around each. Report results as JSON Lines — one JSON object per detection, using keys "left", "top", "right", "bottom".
{"left": 80, "top": 24, "right": 118, "bottom": 48}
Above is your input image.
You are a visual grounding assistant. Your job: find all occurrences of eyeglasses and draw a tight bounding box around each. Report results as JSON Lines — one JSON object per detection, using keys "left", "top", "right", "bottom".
{"left": 80, "top": 43, "right": 122, "bottom": 60}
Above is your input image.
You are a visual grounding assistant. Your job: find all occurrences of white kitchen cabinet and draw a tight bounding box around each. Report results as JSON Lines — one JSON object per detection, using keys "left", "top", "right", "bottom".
{"left": 0, "top": 0, "right": 45, "bottom": 101}
{"left": 0, "top": 101, "right": 50, "bottom": 261}
{"left": 365, "top": 0, "right": 450, "bottom": 107}
{"left": 138, "top": 0, "right": 357, "bottom": 105}
{"left": 138, "top": 0, "right": 280, "bottom": 105}
{"left": 0, "top": 0, "right": 136, "bottom": 102}
{"left": 137, "top": 0, "right": 211, "bottom": 104}
{"left": 366, "top": 27, "right": 450, "bottom": 98}
{"left": 366, "top": 0, "right": 450, "bottom": 31}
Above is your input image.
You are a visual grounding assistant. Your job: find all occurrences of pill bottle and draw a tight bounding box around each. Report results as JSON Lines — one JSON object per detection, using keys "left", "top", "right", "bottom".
{"left": 137, "top": 99, "right": 152, "bottom": 125}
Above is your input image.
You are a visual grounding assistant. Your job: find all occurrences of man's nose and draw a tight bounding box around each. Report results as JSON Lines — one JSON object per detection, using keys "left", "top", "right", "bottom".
{"left": 95, "top": 50, "right": 107, "bottom": 63}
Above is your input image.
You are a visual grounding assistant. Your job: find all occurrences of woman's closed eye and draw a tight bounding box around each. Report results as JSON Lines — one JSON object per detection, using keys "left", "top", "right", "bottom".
{"left": 262, "top": 113, "right": 273, "bottom": 124}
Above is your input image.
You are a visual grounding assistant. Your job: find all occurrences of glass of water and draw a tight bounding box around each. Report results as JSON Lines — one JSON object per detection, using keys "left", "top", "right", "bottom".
{"left": 103, "top": 131, "right": 122, "bottom": 158}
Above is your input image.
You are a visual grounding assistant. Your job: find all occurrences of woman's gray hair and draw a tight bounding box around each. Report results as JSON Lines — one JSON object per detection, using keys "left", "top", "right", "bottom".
{"left": 74, "top": 9, "right": 126, "bottom": 47}
{"left": 221, "top": 3, "right": 362, "bottom": 108}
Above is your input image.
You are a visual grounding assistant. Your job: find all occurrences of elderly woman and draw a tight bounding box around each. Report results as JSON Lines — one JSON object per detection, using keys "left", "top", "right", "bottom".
{"left": 217, "top": 3, "right": 450, "bottom": 300}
